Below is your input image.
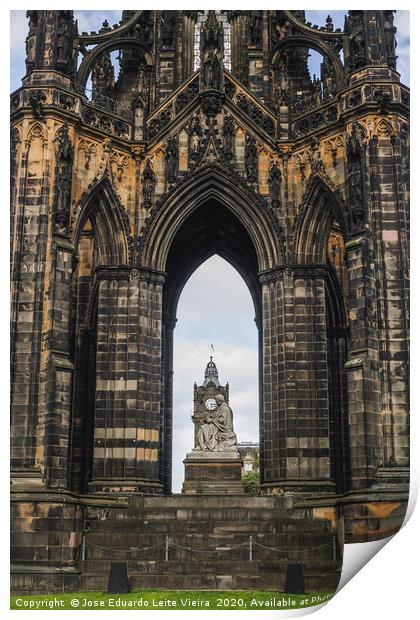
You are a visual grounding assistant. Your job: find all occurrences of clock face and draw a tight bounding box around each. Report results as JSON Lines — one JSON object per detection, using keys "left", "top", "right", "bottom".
{"left": 205, "top": 397, "right": 217, "bottom": 411}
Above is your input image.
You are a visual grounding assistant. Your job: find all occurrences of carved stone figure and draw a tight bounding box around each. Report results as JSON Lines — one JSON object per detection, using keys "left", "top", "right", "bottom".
{"left": 313, "top": 76, "right": 322, "bottom": 106}
{"left": 249, "top": 11, "right": 263, "bottom": 46}
{"left": 348, "top": 12, "right": 366, "bottom": 69}
{"left": 222, "top": 113, "right": 235, "bottom": 159}
{"left": 268, "top": 160, "right": 281, "bottom": 208}
{"left": 142, "top": 159, "right": 155, "bottom": 209}
{"left": 188, "top": 114, "right": 202, "bottom": 160}
{"left": 274, "top": 61, "right": 290, "bottom": 107}
{"left": 273, "top": 17, "right": 290, "bottom": 43}
{"left": 325, "top": 15, "right": 334, "bottom": 32}
{"left": 28, "top": 90, "right": 46, "bottom": 119}
{"left": 346, "top": 122, "right": 365, "bottom": 229}
{"left": 137, "top": 64, "right": 149, "bottom": 100}
{"left": 54, "top": 124, "right": 73, "bottom": 232}
{"left": 193, "top": 394, "right": 237, "bottom": 452}
{"left": 92, "top": 52, "right": 115, "bottom": 98}
{"left": 200, "top": 11, "right": 224, "bottom": 91}
{"left": 56, "top": 15, "right": 72, "bottom": 67}
{"left": 323, "top": 70, "right": 336, "bottom": 100}
{"left": 384, "top": 11, "right": 397, "bottom": 70}
{"left": 161, "top": 10, "right": 177, "bottom": 48}
{"left": 165, "top": 136, "right": 178, "bottom": 184}
{"left": 245, "top": 135, "right": 258, "bottom": 184}
{"left": 99, "top": 19, "right": 112, "bottom": 34}
{"left": 25, "top": 11, "right": 38, "bottom": 73}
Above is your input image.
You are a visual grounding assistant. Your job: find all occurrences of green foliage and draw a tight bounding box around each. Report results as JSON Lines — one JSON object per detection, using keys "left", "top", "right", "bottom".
{"left": 242, "top": 469, "right": 260, "bottom": 496}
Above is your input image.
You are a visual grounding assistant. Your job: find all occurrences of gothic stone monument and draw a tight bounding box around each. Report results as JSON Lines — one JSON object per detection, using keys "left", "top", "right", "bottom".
{"left": 183, "top": 358, "right": 245, "bottom": 495}
{"left": 10, "top": 10, "right": 409, "bottom": 593}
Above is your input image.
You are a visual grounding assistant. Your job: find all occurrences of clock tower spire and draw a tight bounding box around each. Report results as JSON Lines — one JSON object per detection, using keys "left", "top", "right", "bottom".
{"left": 203, "top": 356, "right": 220, "bottom": 387}
{"left": 193, "top": 358, "right": 230, "bottom": 440}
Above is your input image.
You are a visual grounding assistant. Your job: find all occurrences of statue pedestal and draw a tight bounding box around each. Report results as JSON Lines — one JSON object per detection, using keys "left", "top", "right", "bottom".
{"left": 182, "top": 450, "right": 245, "bottom": 495}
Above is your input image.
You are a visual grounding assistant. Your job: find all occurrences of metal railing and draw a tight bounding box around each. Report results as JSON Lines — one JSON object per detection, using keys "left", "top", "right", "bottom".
{"left": 79, "top": 533, "right": 338, "bottom": 563}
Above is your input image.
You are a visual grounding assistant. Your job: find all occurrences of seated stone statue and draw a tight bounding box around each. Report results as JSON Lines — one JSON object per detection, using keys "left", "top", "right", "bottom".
{"left": 194, "top": 394, "right": 237, "bottom": 452}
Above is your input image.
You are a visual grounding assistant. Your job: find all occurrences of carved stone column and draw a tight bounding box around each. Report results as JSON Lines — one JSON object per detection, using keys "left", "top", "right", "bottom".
{"left": 88, "top": 267, "right": 165, "bottom": 494}
{"left": 260, "top": 267, "right": 334, "bottom": 494}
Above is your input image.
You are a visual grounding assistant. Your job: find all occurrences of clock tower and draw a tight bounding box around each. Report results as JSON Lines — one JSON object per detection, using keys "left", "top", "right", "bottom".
{"left": 183, "top": 357, "right": 244, "bottom": 495}
{"left": 192, "top": 357, "right": 229, "bottom": 447}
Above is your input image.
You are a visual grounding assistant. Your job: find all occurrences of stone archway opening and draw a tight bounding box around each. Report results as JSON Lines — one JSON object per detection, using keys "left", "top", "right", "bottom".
{"left": 172, "top": 255, "right": 259, "bottom": 493}
{"left": 160, "top": 197, "right": 263, "bottom": 494}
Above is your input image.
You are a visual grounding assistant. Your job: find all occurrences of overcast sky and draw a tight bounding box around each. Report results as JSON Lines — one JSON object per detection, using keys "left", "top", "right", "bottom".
{"left": 9, "top": 10, "right": 410, "bottom": 492}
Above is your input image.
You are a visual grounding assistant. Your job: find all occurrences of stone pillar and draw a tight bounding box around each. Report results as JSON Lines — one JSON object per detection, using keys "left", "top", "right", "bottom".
{"left": 227, "top": 12, "right": 249, "bottom": 85}
{"left": 11, "top": 123, "right": 52, "bottom": 478}
{"left": 366, "top": 131, "right": 409, "bottom": 470}
{"left": 161, "top": 315, "right": 176, "bottom": 494}
{"left": 260, "top": 267, "right": 334, "bottom": 494}
{"left": 345, "top": 233, "right": 383, "bottom": 488}
{"left": 42, "top": 236, "right": 75, "bottom": 488}
{"left": 89, "top": 267, "right": 165, "bottom": 494}
{"left": 180, "top": 12, "right": 197, "bottom": 83}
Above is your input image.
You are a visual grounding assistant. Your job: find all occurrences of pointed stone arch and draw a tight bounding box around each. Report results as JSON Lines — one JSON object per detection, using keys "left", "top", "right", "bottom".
{"left": 73, "top": 175, "right": 130, "bottom": 266}
{"left": 375, "top": 118, "right": 395, "bottom": 138}
{"left": 77, "top": 38, "right": 154, "bottom": 90}
{"left": 25, "top": 121, "right": 47, "bottom": 147}
{"left": 293, "top": 173, "right": 348, "bottom": 264}
{"left": 139, "top": 162, "right": 285, "bottom": 273}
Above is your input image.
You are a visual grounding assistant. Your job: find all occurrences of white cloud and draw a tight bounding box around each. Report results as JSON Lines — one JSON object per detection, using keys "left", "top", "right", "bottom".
{"left": 75, "top": 11, "right": 122, "bottom": 35}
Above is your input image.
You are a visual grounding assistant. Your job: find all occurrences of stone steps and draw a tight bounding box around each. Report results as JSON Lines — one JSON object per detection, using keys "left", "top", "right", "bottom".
{"left": 79, "top": 565, "right": 340, "bottom": 592}
{"left": 80, "top": 559, "right": 338, "bottom": 575}
{"left": 77, "top": 495, "right": 340, "bottom": 592}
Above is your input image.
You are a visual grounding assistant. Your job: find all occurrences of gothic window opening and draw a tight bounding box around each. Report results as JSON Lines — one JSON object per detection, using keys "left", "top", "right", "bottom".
{"left": 194, "top": 10, "right": 231, "bottom": 71}
{"left": 328, "top": 224, "right": 349, "bottom": 308}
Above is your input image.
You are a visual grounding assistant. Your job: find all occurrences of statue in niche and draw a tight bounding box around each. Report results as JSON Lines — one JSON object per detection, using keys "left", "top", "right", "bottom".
{"left": 245, "top": 135, "right": 258, "bottom": 184}
{"left": 268, "top": 160, "right": 281, "bottom": 208}
{"left": 348, "top": 12, "right": 366, "bottom": 69}
{"left": 25, "top": 11, "right": 38, "bottom": 73}
{"left": 273, "top": 17, "right": 290, "bottom": 42}
{"left": 384, "top": 11, "right": 397, "bottom": 70}
{"left": 142, "top": 159, "right": 155, "bottom": 209}
{"left": 165, "top": 136, "right": 178, "bottom": 184}
{"left": 200, "top": 10, "right": 224, "bottom": 91}
{"left": 56, "top": 14, "right": 72, "bottom": 67}
{"left": 321, "top": 56, "right": 337, "bottom": 100}
{"left": 346, "top": 122, "right": 365, "bottom": 229}
{"left": 193, "top": 394, "right": 237, "bottom": 452}
{"left": 222, "top": 113, "right": 235, "bottom": 159}
{"left": 275, "top": 61, "right": 290, "bottom": 108}
{"left": 188, "top": 114, "right": 202, "bottom": 160}
{"left": 312, "top": 76, "right": 322, "bottom": 106}
{"left": 54, "top": 124, "right": 73, "bottom": 231}
{"left": 161, "top": 10, "right": 177, "bottom": 48}
{"left": 323, "top": 70, "right": 336, "bottom": 100}
{"left": 137, "top": 63, "right": 149, "bottom": 96}
{"left": 249, "top": 11, "right": 263, "bottom": 46}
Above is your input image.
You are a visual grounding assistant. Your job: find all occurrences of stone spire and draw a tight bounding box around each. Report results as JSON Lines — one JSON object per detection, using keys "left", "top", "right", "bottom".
{"left": 23, "top": 10, "right": 76, "bottom": 80}
{"left": 203, "top": 356, "right": 220, "bottom": 387}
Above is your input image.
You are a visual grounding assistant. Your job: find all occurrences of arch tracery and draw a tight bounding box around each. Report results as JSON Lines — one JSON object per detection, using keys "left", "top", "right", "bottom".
{"left": 293, "top": 173, "right": 348, "bottom": 264}
{"left": 138, "top": 163, "right": 285, "bottom": 273}
{"left": 73, "top": 175, "right": 130, "bottom": 266}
